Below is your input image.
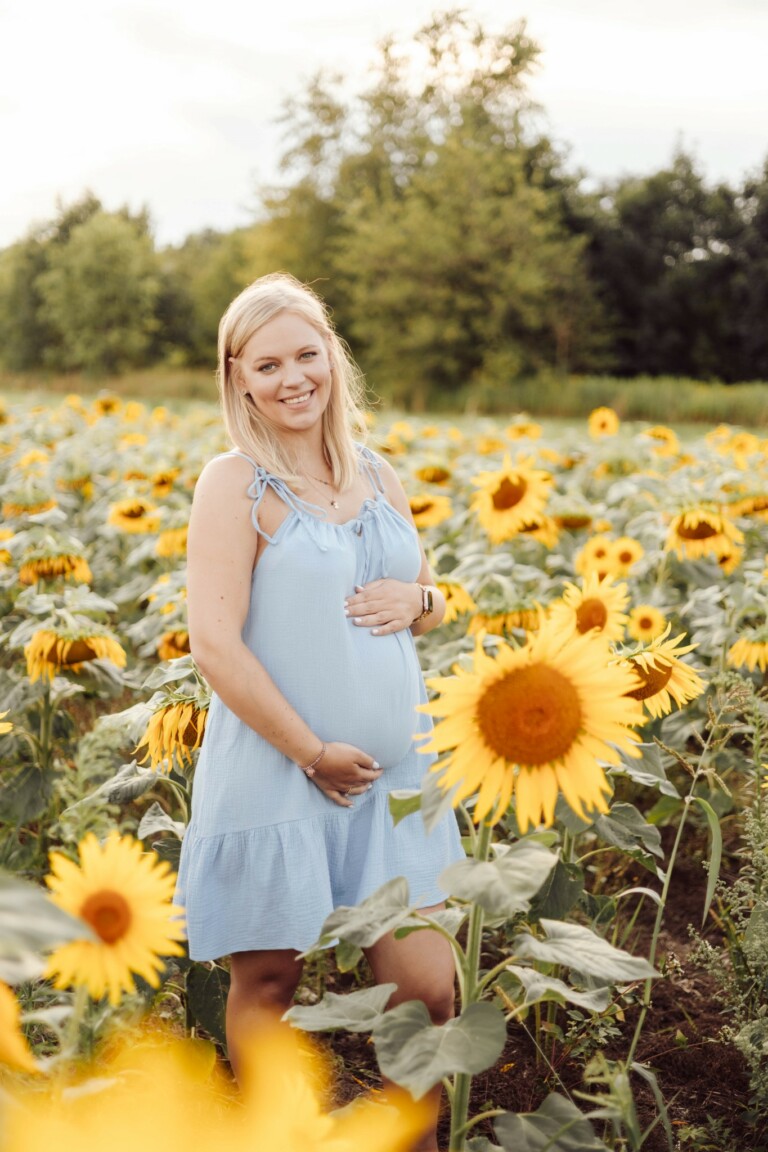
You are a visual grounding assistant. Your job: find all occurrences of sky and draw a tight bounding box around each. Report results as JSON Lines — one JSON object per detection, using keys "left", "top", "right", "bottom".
{"left": 1, "top": 0, "right": 767, "bottom": 249}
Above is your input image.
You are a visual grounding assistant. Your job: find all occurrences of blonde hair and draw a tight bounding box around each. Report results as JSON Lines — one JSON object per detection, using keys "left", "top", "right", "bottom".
{"left": 218, "top": 273, "right": 368, "bottom": 489}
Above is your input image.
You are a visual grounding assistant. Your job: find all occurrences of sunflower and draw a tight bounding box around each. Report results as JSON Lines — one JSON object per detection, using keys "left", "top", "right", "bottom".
{"left": 408, "top": 493, "right": 453, "bottom": 529}
{"left": 2, "top": 494, "right": 57, "bottom": 518}
{"left": 0, "top": 980, "right": 38, "bottom": 1073}
{"left": 505, "top": 420, "right": 542, "bottom": 441}
{"left": 727, "top": 631, "right": 768, "bottom": 674}
{"left": 437, "top": 581, "right": 477, "bottom": 623}
{"left": 666, "top": 506, "right": 744, "bottom": 561}
{"left": 553, "top": 510, "right": 594, "bottom": 532}
{"left": 157, "top": 631, "right": 191, "bottom": 661}
{"left": 0, "top": 711, "right": 12, "bottom": 735}
{"left": 468, "top": 607, "right": 543, "bottom": 636}
{"left": 470, "top": 455, "right": 553, "bottom": 545}
{"left": 414, "top": 464, "right": 453, "bottom": 485}
{"left": 108, "top": 498, "right": 161, "bottom": 534}
{"left": 151, "top": 468, "right": 180, "bottom": 497}
{"left": 44, "top": 832, "right": 185, "bottom": 1005}
{"left": 627, "top": 604, "right": 668, "bottom": 643}
{"left": 19, "top": 550, "right": 92, "bottom": 586}
{"left": 475, "top": 435, "right": 507, "bottom": 455}
{"left": 609, "top": 536, "right": 643, "bottom": 574}
{"left": 547, "top": 574, "right": 630, "bottom": 642}
{"left": 515, "top": 514, "right": 560, "bottom": 549}
{"left": 419, "top": 620, "right": 643, "bottom": 829}
{"left": 92, "top": 393, "right": 122, "bottom": 416}
{"left": 25, "top": 628, "right": 127, "bottom": 683}
{"left": 0, "top": 527, "right": 13, "bottom": 565}
{"left": 574, "top": 534, "right": 621, "bottom": 580}
{"left": 588, "top": 407, "right": 620, "bottom": 438}
{"left": 136, "top": 700, "right": 208, "bottom": 772}
{"left": 621, "top": 628, "right": 706, "bottom": 718}
{"left": 156, "top": 525, "right": 188, "bottom": 558}
{"left": 641, "top": 425, "right": 680, "bottom": 456}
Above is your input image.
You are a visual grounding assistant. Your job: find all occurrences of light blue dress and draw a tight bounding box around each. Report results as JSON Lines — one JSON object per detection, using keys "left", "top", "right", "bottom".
{"left": 175, "top": 445, "right": 464, "bottom": 959}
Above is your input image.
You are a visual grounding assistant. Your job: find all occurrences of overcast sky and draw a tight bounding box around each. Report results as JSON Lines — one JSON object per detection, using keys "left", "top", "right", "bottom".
{"left": 1, "top": 0, "right": 766, "bottom": 249}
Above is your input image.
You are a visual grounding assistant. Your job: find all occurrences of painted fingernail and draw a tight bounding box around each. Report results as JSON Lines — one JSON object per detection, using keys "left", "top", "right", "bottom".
{"left": 366, "top": 783, "right": 373, "bottom": 791}
{"left": 355, "top": 585, "right": 364, "bottom": 592}
{"left": 354, "top": 617, "right": 362, "bottom": 624}
{"left": 372, "top": 761, "right": 380, "bottom": 769}
{"left": 371, "top": 628, "right": 379, "bottom": 635}
{"left": 343, "top": 607, "right": 349, "bottom": 616}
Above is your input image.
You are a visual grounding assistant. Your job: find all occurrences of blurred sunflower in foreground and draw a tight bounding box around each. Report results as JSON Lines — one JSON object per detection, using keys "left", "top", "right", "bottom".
{"left": 1, "top": 1025, "right": 426, "bottom": 1152}
{"left": 0, "top": 980, "right": 38, "bottom": 1073}
{"left": 419, "top": 621, "right": 643, "bottom": 830}
{"left": 470, "top": 455, "right": 553, "bottom": 544}
{"left": 44, "top": 832, "right": 185, "bottom": 1005}
{"left": 620, "top": 628, "right": 706, "bottom": 719}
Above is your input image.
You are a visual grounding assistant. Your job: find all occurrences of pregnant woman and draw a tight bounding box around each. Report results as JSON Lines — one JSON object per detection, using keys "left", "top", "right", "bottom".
{"left": 175, "top": 273, "right": 464, "bottom": 1151}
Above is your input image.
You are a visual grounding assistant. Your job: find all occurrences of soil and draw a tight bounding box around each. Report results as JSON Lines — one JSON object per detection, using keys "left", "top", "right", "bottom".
{"left": 314, "top": 824, "right": 765, "bottom": 1152}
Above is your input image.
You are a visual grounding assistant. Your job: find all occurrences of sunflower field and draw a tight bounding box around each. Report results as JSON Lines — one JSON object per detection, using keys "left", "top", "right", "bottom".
{"left": 1, "top": 393, "right": 768, "bottom": 1151}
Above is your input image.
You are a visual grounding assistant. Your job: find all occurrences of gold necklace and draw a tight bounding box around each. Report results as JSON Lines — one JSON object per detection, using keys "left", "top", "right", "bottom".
{"left": 301, "top": 472, "right": 340, "bottom": 509}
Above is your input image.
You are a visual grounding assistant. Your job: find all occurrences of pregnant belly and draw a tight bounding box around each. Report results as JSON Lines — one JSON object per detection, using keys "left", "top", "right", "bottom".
{"left": 280, "top": 630, "right": 422, "bottom": 769}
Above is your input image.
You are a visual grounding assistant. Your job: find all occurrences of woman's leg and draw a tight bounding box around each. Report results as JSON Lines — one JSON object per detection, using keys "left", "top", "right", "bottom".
{"left": 226, "top": 948, "right": 303, "bottom": 1085}
{"left": 364, "top": 904, "right": 456, "bottom": 1152}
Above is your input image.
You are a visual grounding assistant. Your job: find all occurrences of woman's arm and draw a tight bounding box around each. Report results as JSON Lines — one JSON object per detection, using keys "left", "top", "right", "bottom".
{"left": 343, "top": 456, "right": 446, "bottom": 638}
{"left": 187, "top": 456, "right": 381, "bottom": 804}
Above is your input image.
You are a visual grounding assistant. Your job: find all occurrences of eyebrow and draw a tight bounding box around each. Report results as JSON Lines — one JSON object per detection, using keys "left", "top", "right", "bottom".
{"left": 251, "top": 344, "right": 320, "bottom": 363}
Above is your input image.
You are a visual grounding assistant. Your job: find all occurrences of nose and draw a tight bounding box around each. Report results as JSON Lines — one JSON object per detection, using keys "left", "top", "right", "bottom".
{"left": 284, "top": 361, "right": 307, "bottom": 387}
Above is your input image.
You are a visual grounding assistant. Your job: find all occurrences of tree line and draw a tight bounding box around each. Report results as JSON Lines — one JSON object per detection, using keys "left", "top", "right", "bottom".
{"left": 1, "top": 12, "right": 766, "bottom": 407}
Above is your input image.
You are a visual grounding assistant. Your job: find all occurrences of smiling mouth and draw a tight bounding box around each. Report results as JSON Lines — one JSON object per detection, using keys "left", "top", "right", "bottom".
{"left": 280, "top": 390, "right": 315, "bottom": 407}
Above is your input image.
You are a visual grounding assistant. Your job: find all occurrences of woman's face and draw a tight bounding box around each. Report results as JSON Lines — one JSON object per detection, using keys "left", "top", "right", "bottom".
{"left": 232, "top": 311, "right": 332, "bottom": 434}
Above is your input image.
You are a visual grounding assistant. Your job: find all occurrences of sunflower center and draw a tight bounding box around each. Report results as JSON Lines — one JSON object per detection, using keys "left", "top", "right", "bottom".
{"left": 80, "top": 890, "right": 132, "bottom": 943}
{"left": 626, "top": 660, "right": 673, "bottom": 700}
{"left": 575, "top": 598, "right": 608, "bottom": 633}
{"left": 124, "top": 504, "right": 148, "bottom": 519}
{"left": 617, "top": 549, "right": 634, "bottom": 565}
{"left": 411, "top": 498, "right": 434, "bottom": 515}
{"left": 638, "top": 615, "right": 654, "bottom": 630}
{"left": 492, "top": 477, "right": 527, "bottom": 511}
{"left": 676, "top": 521, "right": 718, "bottom": 540}
{"left": 476, "top": 663, "right": 582, "bottom": 766}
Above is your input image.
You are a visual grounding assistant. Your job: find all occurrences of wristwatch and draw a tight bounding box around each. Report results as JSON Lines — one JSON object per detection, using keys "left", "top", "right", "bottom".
{"left": 412, "top": 583, "right": 434, "bottom": 623}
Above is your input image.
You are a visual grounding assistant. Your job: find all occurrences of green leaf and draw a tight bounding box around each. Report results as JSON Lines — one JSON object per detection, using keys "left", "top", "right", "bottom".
{"left": 335, "top": 939, "right": 364, "bottom": 972}
{"left": 284, "top": 984, "right": 397, "bottom": 1032}
{"left": 373, "top": 1000, "right": 507, "bottom": 1099}
{"left": 0, "top": 764, "right": 52, "bottom": 824}
{"left": 592, "top": 803, "right": 664, "bottom": 877}
{"left": 186, "top": 962, "right": 230, "bottom": 1049}
{"left": 529, "top": 860, "right": 584, "bottom": 922}
{"left": 143, "top": 655, "right": 199, "bottom": 688}
{"left": 0, "top": 872, "right": 94, "bottom": 955}
{"left": 614, "top": 743, "right": 679, "bottom": 798}
{"left": 440, "top": 842, "right": 558, "bottom": 917}
{"left": 512, "top": 920, "right": 657, "bottom": 984}
{"left": 496, "top": 967, "right": 611, "bottom": 1014}
{"left": 388, "top": 790, "right": 422, "bottom": 827}
{"left": 304, "top": 877, "right": 414, "bottom": 952}
{"left": 137, "top": 801, "right": 186, "bottom": 841}
{"left": 421, "top": 768, "right": 461, "bottom": 834}
{"left": 152, "top": 837, "right": 182, "bottom": 871}
{"left": 692, "top": 796, "right": 723, "bottom": 927}
{"left": 495, "top": 1092, "right": 611, "bottom": 1150}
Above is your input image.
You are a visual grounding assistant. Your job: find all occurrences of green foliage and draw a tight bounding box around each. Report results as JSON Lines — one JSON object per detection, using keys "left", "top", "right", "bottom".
{"left": 38, "top": 210, "right": 161, "bottom": 374}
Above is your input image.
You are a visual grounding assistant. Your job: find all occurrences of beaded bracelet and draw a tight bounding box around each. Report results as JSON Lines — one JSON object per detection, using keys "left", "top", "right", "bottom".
{"left": 299, "top": 743, "right": 326, "bottom": 778}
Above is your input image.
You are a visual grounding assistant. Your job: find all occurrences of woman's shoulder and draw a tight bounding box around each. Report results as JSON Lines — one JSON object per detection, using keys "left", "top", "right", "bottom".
{"left": 195, "top": 450, "right": 261, "bottom": 498}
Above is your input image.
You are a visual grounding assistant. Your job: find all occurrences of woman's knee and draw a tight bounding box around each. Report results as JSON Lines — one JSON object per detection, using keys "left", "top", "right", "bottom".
{"left": 230, "top": 950, "right": 302, "bottom": 1008}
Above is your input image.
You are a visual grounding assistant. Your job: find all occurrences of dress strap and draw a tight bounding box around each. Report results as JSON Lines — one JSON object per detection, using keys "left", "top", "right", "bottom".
{"left": 356, "top": 444, "right": 386, "bottom": 495}
{"left": 220, "top": 451, "right": 327, "bottom": 544}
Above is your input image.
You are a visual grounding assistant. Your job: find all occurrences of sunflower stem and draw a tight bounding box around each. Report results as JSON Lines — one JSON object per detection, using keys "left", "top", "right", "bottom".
{"left": 63, "top": 983, "right": 90, "bottom": 1061}
{"left": 448, "top": 818, "right": 493, "bottom": 1151}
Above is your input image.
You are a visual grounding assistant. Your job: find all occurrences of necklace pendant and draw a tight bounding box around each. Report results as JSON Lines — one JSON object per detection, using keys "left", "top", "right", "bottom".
{"left": 331, "top": 499, "right": 340, "bottom": 509}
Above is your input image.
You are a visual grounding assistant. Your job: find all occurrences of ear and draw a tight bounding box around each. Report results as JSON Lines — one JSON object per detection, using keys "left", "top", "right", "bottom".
{"left": 228, "top": 356, "right": 243, "bottom": 388}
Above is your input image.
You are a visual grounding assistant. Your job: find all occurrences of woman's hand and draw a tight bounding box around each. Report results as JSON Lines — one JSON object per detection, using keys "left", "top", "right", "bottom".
{"left": 344, "top": 579, "right": 422, "bottom": 636}
{"left": 308, "top": 741, "right": 383, "bottom": 808}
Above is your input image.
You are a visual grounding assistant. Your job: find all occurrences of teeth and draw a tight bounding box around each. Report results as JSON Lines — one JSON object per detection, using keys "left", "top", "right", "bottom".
{"left": 282, "top": 392, "right": 312, "bottom": 406}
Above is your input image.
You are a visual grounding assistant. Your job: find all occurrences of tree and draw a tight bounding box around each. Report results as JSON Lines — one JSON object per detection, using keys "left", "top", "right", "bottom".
{"left": 38, "top": 211, "right": 161, "bottom": 375}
